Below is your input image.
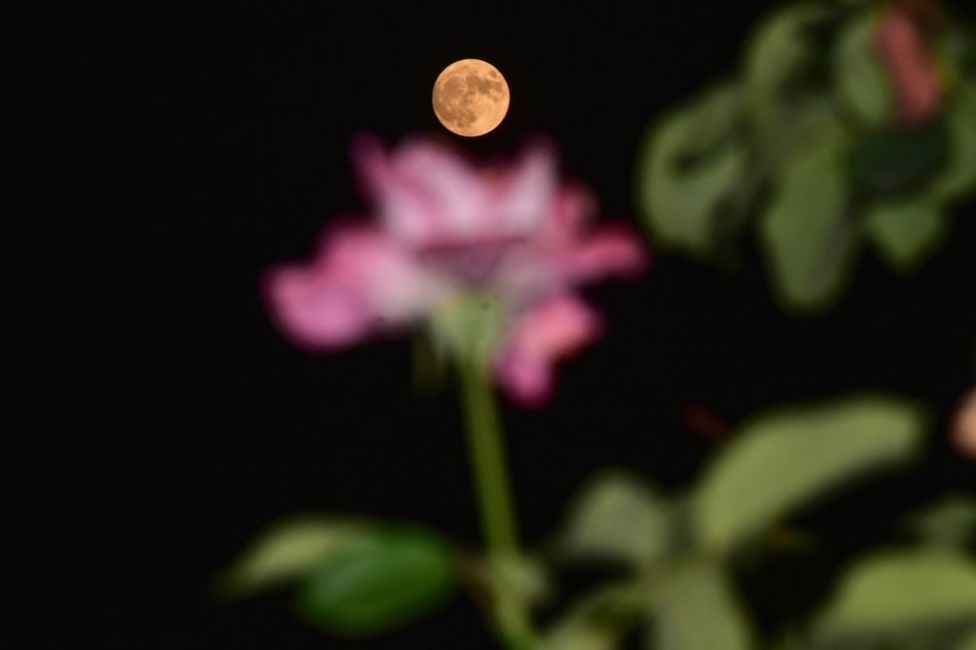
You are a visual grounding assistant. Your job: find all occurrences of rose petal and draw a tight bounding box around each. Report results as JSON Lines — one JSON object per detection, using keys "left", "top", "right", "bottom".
{"left": 542, "top": 187, "right": 596, "bottom": 243}
{"left": 264, "top": 227, "right": 445, "bottom": 350}
{"left": 353, "top": 136, "right": 484, "bottom": 245}
{"left": 496, "top": 225, "right": 647, "bottom": 300}
{"left": 354, "top": 137, "right": 561, "bottom": 247}
{"left": 489, "top": 145, "right": 557, "bottom": 236}
{"left": 559, "top": 227, "right": 648, "bottom": 282}
{"left": 495, "top": 294, "right": 603, "bottom": 406}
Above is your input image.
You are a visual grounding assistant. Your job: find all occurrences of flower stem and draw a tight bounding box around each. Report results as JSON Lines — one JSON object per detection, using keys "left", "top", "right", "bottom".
{"left": 458, "top": 360, "right": 535, "bottom": 649}
{"left": 459, "top": 360, "right": 518, "bottom": 556}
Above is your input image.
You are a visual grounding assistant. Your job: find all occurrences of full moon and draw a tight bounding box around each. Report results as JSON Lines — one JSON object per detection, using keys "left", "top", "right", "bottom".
{"left": 432, "top": 59, "right": 510, "bottom": 137}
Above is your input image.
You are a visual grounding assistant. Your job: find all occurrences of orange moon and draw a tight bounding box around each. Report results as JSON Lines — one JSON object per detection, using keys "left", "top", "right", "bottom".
{"left": 432, "top": 59, "right": 510, "bottom": 137}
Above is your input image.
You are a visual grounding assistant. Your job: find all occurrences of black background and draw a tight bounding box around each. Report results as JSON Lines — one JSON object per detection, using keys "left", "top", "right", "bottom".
{"left": 52, "top": 0, "right": 975, "bottom": 647}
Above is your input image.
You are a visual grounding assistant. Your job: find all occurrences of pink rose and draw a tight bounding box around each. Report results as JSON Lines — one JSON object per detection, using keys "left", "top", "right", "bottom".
{"left": 265, "top": 136, "right": 647, "bottom": 405}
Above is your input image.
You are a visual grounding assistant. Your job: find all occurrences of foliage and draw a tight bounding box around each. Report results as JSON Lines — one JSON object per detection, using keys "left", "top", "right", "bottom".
{"left": 294, "top": 527, "right": 455, "bottom": 635}
{"left": 809, "top": 549, "right": 976, "bottom": 648}
{"left": 906, "top": 495, "right": 976, "bottom": 548}
{"left": 560, "top": 471, "right": 673, "bottom": 567}
{"left": 692, "top": 396, "right": 923, "bottom": 550}
{"left": 636, "top": 0, "right": 976, "bottom": 313}
{"left": 220, "top": 395, "right": 976, "bottom": 649}
{"left": 543, "top": 395, "right": 940, "bottom": 649}
{"left": 221, "top": 520, "right": 456, "bottom": 636}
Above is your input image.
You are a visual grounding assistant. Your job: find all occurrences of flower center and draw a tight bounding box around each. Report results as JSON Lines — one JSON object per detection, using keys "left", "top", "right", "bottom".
{"left": 421, "top": 236, "right": 523, "bottom": 287}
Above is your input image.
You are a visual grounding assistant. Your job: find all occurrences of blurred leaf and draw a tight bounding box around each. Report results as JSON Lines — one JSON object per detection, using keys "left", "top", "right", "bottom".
{"left": 760, "top": 121, "right": 857, "bottom": 312}
{"left": 932, "top": 84, "right": 976, "bottom": 201}
{"left": 296, "top": 527, "right": 455, "bottom": 636}
{"left": 941, "top": 27, "right": 976, "bottom": 89}
{"left": 907, "top": 495, "right": 976, "bottom": 548}
{"left": 637, "top": 84, "right": 747, "bottom": 257}
{"left": 847, "top": 120, "right": 951, "bottom": 191}
{"left": 744, "top": 4, "right": 830, "bottom": 126}
{"left": 813, "top": 550, "right": 976, "bottom": 644}
{"left": 488, "top": 552, "right": 551, "bottom": 610}
{"left": 218, "top": 515, "right": 365, "bottom": 598}
{"left": 693, "top": 396, "right": 924, "bottom": 551}
{"left": 834, "top": 12, "right": 892, "bottom": 125}
{"left": 960, "top": 627, "right": 976, "bottom": 650}
{"left": 457, "top": 554, "right": 547, "bottom": 647}
{"left": 540, "top": 618, "right": 618, "bottom": 650}
{"left": 810, "top": 624, "right": 976, "bottom": 650}
{"left": 650, "top": 564, "right": 751, "bottom": 650}
{"left": 540, "top": 583, "right": 643, "bottom": 650}
{"left": 562, "top": 472, "right": 672, "bottom": 568}
{"left": 863, "top": 196, "right": 946, "bottom": 272}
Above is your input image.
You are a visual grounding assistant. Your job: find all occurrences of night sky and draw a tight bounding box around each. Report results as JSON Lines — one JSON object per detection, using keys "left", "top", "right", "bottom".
{"left": 43, "top": 1, "right": 975, "bottom": 647}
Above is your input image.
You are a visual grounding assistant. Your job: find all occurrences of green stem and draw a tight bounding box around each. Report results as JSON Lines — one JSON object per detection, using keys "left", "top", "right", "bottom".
{"left": 459, "top": 360, "right": 518, "bottom": 555}
{"left": 458, "top": 360, "right": 535, "bottom": 649}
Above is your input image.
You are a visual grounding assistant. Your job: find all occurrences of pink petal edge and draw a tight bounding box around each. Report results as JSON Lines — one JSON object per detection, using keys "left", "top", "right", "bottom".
{"left": 495, "top": 294, "right": 604, "bottom": 406}
{"left": 264, "top": 227, "right": 444, "bottom": 350}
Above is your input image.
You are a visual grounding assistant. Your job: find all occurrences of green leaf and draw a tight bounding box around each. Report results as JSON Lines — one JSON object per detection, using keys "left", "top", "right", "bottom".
{"left": 562, "top": 472, "right": 672, "bottom": 568}
{"left": 296, "top": 526, "right": 455, "bottom": 636}
{"left": 847, "top": 120, "right": 951, "bottom": 192}
{"left": 540, "top": 583, "right": 644, "bottom": 650}
{"left": 693, "top": 396, "right": 925, "bottom": 551}
{"left": 940, "top": 26, "right": 975, "bottom": 81}
{"left": 760, "top": 122, "right": 858, "bottom": 312}
{"left": 650, "top": 564, "right": 751, "bottom": 650}
{"left": 542, "top": 628, "right": 616, "bottom": 650}
{"left": 834, "top": 12, "right": 893, "bottom": 125}
{"left": 744, "top": 4, "right": 830, "bottom": 127}
{"left": 540, "top": 618, "right": 618, "bottom": 650}
{"left": 932, "top": 84, "right": 976, "bottom": 201}
{"left": 907, "top": 495, "right": 976, "bottom": 548}
{"left": 487, "top": 553, "right": 551, "bottom": 610}
{"left": 637, "top": 84, "right": 748, "bottom": 257}
{"left": 813, "top": 550, "right": 976, "bottom": 644}
{"left": 960, "top": 627, "right": 976, "bottom": 650}
{"left": 863, "top": 197, "right": 946, "bottom": 272}
{"left": 217, "top": 515, "right": 365, "bottom": 598}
